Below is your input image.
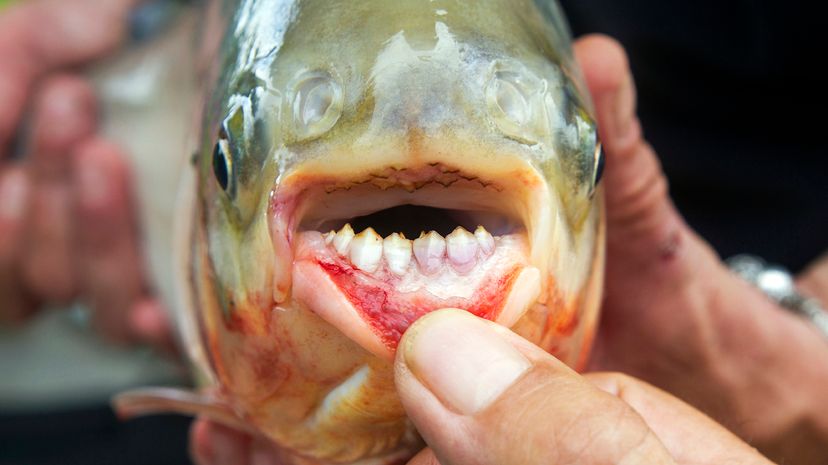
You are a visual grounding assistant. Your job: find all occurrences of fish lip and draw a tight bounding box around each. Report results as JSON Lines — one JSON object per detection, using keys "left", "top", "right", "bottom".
{"left": 291, "top": 244, "right": 541, "bottom": 360}
{"left": 283, "top": 161, "right": 539, "bottom": 237}
{"left": 270, "top": 158, "right": 550, "bottom": 353}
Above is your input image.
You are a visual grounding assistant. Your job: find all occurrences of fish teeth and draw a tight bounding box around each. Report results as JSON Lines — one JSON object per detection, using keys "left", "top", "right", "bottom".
{"left": 446, "top": 226, "right": 478, "bottom": 272}
{"left": 333, "top": 224, "right": 354, "bottom": 256}
{"left": 413, "top": 231, "right": 446, "bottom": 274}
{"left": 323, "top": 230, "right": 336, "bottom": 245}
{"left": 383, "top": 233, "right": 412, "bottom": 276}
{"left": 474, "top": 225, "right": 495, "bottom": 256}
{"left": 349, "top": 227, "right": 383, "bottom": 273}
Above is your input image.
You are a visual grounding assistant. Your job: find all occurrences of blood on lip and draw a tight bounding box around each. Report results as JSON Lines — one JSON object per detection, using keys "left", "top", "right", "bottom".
{"left": 318, "top": 259, "right": 520, "bottom": 349}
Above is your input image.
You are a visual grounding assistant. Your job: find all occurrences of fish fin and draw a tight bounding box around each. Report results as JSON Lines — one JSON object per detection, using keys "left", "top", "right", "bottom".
{"left": 112, "top": 387, "right": 255, "bottom": 434}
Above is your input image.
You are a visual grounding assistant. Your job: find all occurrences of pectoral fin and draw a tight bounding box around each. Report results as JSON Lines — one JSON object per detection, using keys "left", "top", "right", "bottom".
{"left": 112, "top": 387, "right": 255, "bottom": 434}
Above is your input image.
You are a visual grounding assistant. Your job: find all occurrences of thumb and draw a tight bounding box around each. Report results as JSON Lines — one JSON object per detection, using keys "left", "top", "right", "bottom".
{"left": 575, "top": 34, "right": 702, "bottom": 274}
{"left": 395, "top": 309, "right": 675, "bottom": 465}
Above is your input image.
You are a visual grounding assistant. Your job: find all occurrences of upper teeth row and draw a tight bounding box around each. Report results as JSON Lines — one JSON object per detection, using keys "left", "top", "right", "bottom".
{"left": 323, "top": 224, "right": 496, "bottom": 275}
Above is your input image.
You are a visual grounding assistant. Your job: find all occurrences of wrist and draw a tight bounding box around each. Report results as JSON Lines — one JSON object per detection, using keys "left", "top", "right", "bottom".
{"left": 701, "top": 264, "right": 828, "bottom": 461}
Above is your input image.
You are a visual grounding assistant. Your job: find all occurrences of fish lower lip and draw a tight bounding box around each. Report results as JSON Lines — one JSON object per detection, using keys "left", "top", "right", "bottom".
{"left": 291, "top": 229, "right": 538, "bottom": 359}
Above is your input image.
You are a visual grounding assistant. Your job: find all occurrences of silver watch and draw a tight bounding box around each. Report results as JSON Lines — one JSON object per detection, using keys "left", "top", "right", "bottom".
{"left": 727, "top": 254, "right": 828, "bottom": 341}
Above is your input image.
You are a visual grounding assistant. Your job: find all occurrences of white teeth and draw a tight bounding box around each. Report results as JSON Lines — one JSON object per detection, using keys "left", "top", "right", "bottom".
{"left": 333, "top": 224, "right": 354, "bottom": 256}
{"left": 413, "top": 231, "right": 446, "bottom": 274}
{"left": 474, "top": 225, "right": 495, "bottom": 256}
{"left": 326, "top": 225, "right": 495, "bottom": 275}
{"left": 446, "top": 227, "right": 478, "bottom": 272}
{"left": 349, "top": 227, "right": 383, "bottom": 273}
{"left": 383, "top": 233, "right": 412, "bottom": 275}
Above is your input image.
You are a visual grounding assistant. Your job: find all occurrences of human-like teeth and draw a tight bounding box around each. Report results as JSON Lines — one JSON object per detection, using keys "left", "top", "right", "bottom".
{"left": 383, "top": 233, "right": 412, "bottom": 275}
{"left": 323, "top": 230, "right": 336, "bottom": 245}
{"left": 413, "top": 231, "right": 446, "bottom": 274}
{"left": 474, "top": 225, "right": 495, "bottom": 256}
{"left": 349, "top": 227, "right": 383, "bottom": 273}
{"left": 446, "top": 227, "right": 478, "bottom": 272}
{"left": 333, "top": 224, "right": 355, "bottom": 256}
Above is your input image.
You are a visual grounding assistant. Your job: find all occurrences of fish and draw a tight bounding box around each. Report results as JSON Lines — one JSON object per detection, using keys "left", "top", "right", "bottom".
{"left": 112, "top": 0, "right": 606, "bottom": 463}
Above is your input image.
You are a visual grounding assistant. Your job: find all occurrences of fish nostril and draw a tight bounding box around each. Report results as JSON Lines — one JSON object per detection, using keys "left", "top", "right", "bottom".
{"left": 485, "top": 61, "right": 545, "bottom": 144}
{"left": 490, "top": 73, "right": 530, "bottom": 126}
{"left": 290, "top": 70, "right": 343, "bottom": 140}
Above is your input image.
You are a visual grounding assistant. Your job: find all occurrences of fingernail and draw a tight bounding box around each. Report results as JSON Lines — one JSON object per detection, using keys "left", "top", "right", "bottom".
{"left": 0, "top": 169, "right": 28, "bottom": 221}
{"left": 402, "top": 309, "right": 531, "bottom": 415}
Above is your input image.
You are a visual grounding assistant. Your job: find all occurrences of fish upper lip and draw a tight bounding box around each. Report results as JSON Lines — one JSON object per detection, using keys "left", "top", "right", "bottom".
{"left": 287, "top": 162, "right": 528, "bottom": 237}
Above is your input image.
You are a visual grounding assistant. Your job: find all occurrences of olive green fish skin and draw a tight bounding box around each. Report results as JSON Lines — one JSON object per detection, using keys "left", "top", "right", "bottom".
{"left": 186, "top": 1, "right": 604, "bottom": 463}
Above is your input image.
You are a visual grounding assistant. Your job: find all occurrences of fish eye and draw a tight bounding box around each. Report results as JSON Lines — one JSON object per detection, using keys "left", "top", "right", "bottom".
{"left": 212, "top": 137, "right": 232, "bottom": 192}
{"left": 593, "top": 144, "right": 604, "bottom": 186}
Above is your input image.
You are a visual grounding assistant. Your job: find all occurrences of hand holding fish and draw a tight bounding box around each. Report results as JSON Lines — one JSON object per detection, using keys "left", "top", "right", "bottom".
{"left": 396, "top": 309, "right": 772, "bottom": 465}
{"left": 188, "top": 34, "right": 827, "bottom": 465}
{"left": 191, "top": 309, "right": 772, "bottom": 465}
{"left": 0, "top": 0, "right": 171, "bottom": 347}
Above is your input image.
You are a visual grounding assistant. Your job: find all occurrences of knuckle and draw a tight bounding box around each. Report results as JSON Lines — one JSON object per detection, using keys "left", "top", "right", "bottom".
{"left": 606, "top": 143, "right": 670, "bottom": 231}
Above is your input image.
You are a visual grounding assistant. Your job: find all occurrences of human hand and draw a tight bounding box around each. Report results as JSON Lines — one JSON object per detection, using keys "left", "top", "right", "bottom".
{"left": 191, "top": 309, "right": 773, "bottom": 465}
{"left": 575, "top": 35, "right": 828, "bottom": 463}
{"left": 0, "top": 0, "right": 172, "bottom": 349}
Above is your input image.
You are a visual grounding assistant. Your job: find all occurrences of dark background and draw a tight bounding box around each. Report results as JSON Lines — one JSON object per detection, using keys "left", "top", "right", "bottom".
{"left": 0, "top": 409, "right": 191, "bottom": 465}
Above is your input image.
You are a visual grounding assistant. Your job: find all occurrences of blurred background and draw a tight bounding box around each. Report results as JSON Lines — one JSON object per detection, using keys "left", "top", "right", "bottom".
{"left": 1, "top": 1, "right": 199, "bottom": 464}
{"left": 0, "top": 0, "right": 825, "bottom": 464}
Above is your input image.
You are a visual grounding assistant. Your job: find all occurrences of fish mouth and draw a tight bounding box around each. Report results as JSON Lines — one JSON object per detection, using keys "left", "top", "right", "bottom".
{"left": 278, "top": 162, "right": 545, "bottom": 360}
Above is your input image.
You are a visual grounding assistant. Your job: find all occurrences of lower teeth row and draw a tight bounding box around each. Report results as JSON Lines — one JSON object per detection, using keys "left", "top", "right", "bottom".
{"left": 323, "top": 224, "right": 496, "bottom": 275}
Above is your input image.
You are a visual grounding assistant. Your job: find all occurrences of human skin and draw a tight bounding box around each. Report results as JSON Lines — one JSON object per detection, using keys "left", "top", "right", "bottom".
{"left": 576, "top": 36, "right": 828, "bottom": 465}
{"left": 0, "top": 0, "right": 171, "bottom": 347}
{"left": 190, "top": 35, "right": 828, "bottom": 465}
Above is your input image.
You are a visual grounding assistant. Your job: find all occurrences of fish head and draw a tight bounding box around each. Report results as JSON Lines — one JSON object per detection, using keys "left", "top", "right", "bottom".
{"left": 192, "top": 0, "right": 604, "bottom": 463}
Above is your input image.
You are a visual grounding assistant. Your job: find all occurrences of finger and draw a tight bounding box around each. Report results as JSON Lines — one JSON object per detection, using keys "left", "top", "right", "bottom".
{"left": 798, "top": 252, "right": 828, "bottom": 305}
{"left": 189, "top": 419, "right": 288, "bottom": 465}
{"left": 73, "top": 137, "right": 146, "bottom": 343}
{"left": 575, "top": 34, "right": 694, "bottom": 272}
{"left": 248, "top": 437, "right": 290, "bottom": 465}
{"left": 395, "top": 309, "right": 676, "bottom": 465}
{"left": 586, "top": 373, "right": 773, "bottom": 465}
{"left": 406, "top": 448, "right": 440, "bottom": 465}
{"left": 0, "top": 0, "right": 138, "bottom": 158}
{"left": 21, "top": 75, "right": 96, "bottom": 303}
{"left": 574, "top": 35, "right": 721, "bottom": 369}
{"left": 128, "top": 298, "right": 178, "bottom": 354}
{"left": 190, "top": 418, "right": 251, "bottom": 465}
{"left": 0, "top": 166, "right": 35, "bottom": 322}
